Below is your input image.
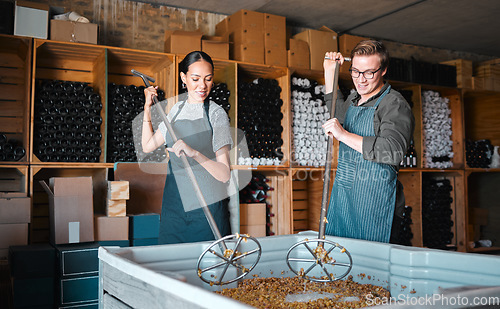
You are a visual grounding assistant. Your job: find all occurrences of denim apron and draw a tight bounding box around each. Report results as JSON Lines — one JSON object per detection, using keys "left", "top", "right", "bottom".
{"left": 159, "top": 101, "right": 231, "bottom": 244}
{"left": 325, "top": 86, "right": 396, "bottom": 242}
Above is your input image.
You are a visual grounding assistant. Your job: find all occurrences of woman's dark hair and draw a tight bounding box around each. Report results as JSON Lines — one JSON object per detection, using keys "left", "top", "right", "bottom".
{"left": 179, "top": 51, "right": 214, "bottom": 74}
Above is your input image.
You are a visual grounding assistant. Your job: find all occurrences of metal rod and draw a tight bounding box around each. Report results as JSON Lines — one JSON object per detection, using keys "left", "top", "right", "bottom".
{"left": 131, "top": 69, "right": 225, "bottom": 247}
{"left": 317, "top": 59, "right": 343, "bottom": 240}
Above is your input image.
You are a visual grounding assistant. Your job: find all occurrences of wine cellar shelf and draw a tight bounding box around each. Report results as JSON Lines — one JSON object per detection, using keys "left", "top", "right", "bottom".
{"left": 1, "top": 35, "right": 500, "bottom": 252}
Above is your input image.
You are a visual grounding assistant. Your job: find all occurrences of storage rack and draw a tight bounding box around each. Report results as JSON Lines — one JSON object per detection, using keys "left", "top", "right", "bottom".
{"left": 1, "top": 34, "right": 500, "bottom": 252}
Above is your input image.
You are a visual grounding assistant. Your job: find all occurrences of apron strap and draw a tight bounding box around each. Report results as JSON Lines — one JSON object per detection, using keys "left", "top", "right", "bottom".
{"left": 374, "top": 85, "right": 391, "bottom": 108}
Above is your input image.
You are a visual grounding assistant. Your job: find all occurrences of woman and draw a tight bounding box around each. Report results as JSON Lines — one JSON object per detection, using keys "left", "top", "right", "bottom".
{"left": 141, "top": 51, "right": 232, "bottom": 244}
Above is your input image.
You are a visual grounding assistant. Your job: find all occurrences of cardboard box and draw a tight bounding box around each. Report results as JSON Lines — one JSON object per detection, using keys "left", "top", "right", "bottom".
{"left": 94, "top": 215, "right": 129, "bottom": 241}
{"left": 50, "top": 19, "right": 98, "bottom": 44}
{"left": 164, "top": 29, "right": 202, "bottom": 55}
{"left": 264, "top": 13, "right": 286, "bottom": 44}
{"left": 106, "top": 198, "right": 126, "bottom": 217}
{"left": 0, "top": 197, "right": 31, "bottom": 223}
{"left": 40, "top": 177, "right": 94, "bottom": 244}
{"left": 59, "top": 275, "right": 99, "bottom": 305}
{"left": 9, "top": 244, "right": 56, "bottom": 278}
{"left": 288, "top": 38, "right": 310, "bottom": 69}
{"left": 0, "top": 223, "right": 28, "bottom": 257}
{"left": 215, "top": 18, "right": 228, "bottom": 36}
{"left": 293, "top": 26, "right": 338, "bottom": 70}
{"left": 227, "top": 9, "right": 264, "bottom": 34}
{"left": 14, "top": 0, "right": 49, "bottom": 39}
{"left": 12, "top": 277, "right": 55, "bottom": 307}
{"left": 107, "top": 180, "right": 129, "bottom": 200}
{"left": 240, "top": 203, "right": 266, "bottom": 225}
{"left": 265, "top": 39, "right": 287, "bottom": 67}
{"left": 240, "top": 224, "right": 266, "bottom": 238}
{"left": 55, "top": 242, "right": 99, "bottom": 277}
{"left": 202, "top": 35, "right": 229, "bottom": 60}
{"left": 129, "top": 213, "right": 160, "bottom": 239}
{"left": 231, "top": 43, "right": 264, "bottom": 64}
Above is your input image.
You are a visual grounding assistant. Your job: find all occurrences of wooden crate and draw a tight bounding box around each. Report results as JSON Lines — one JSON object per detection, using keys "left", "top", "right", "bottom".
{"left": 466, "top": 172, "right": 500, "bottom": 252}
{"left": 291, "top": 169, "right": 333, "bottom": 233}
{"left": 440, "top": 59, "right": 473, "bottom": 89}
{"left": 236, "top": 63, "right": 290, "bottom": 168}
{"left": 398, "top": 171, "right": 422, "bottom": 247}
{"left": 0, "top": 35, "right": 32, "bottom": 163}
{"left": 29, "top": 165, "right": 108, "bottom": 243}
{"left": 0, "top": 165, "right": 28, "bottom": 197}
{"left": 262, "top": 172, "right": 290, "bottom": 235}
{"left": 31, "top": 40, "right": 107, "bottom": 163}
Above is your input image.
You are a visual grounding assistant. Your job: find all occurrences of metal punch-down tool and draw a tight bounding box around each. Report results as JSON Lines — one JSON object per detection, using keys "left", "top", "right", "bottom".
{"left": 132, "top": 70, "right": 262, "bottom": 285}
{"left": 286, "top": 58, "right": 353, "bottom": 282}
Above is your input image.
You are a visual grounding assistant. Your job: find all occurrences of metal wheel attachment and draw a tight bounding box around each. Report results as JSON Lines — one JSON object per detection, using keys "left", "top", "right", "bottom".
{"left": 197, "top": 234, "right": 262, "bottom": 285}
{"left": 286, "top": 238, "right": 353, "bottom": 282}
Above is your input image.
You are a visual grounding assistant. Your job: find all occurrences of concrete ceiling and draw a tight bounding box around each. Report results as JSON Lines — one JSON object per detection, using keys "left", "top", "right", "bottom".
{"left": 141, "top": 0, "right": 500, "bottom": 58}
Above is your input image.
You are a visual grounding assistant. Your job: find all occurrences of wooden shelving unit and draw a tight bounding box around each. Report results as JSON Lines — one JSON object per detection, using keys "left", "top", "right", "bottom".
{"left": 1, "top": 34, "right": 499, "bottom": 252}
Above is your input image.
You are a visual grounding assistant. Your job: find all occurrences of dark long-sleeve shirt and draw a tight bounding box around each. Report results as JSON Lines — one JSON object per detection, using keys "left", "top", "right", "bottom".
{"left": 324, "top": 82, "right": 415, "bottom": 167}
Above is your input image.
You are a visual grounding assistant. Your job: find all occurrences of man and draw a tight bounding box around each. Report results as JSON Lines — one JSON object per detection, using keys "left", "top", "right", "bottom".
{"left": 322, "top": 40, "right": 414, "bottom": 243}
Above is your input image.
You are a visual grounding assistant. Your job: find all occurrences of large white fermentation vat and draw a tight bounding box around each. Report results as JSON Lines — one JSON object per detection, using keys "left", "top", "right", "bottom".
{"left": 98, "top": 231, "right": 500, "bottom": 308}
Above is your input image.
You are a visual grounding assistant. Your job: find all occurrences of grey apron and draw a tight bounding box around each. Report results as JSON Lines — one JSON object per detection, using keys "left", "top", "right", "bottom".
{"left": 325, "top": 86, "right": 397, "bottom": 242}
{"left": 159, "top": 101, "right": 230, "bottom": 244}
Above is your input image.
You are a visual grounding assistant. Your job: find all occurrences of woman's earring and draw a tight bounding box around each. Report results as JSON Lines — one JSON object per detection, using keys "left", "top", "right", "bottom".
{"left": 182, "top": 82, "right": 186, "bottom": 89}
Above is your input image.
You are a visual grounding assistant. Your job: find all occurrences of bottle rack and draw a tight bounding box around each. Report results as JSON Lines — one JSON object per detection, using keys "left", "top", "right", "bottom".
{"left": 1, "top": 35, "right": 500, "bottom": 252}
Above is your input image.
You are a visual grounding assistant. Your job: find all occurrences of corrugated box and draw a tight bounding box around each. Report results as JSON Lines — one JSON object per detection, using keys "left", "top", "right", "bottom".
{"left": 227, "top": 9, "right": 264, "bottom": 34}
{"left": 231, "top": 43, "right": 264, "bottom": 64}
{"left": 226, "top": 9, "right": 265, "bottom": 64}
{"left": 50, "top": 19, "right": 98, "bottom": 44}
{"left": 239, "top": 225, "right": 266, "bottom": 238}
{"left": 9, "top": 244, "right": 56, "bottom": 279}
{"left": 215, "top": 18, "right": 228, "bottom": 37}
{"left": 0, "top": 223, "right": 28, "bottom": 258}
{"left": 94, "top": 215, "right": 129, "bottom": 241}
{"left": 164, "top": 29, "right": 202, "bottom": 55}
{"left": 264, "top": 13, "right": 286, "bottom": 43}
{"left": 293, "top": 26, "right": 338, "bottom": 70}
{"left": 14, "top": 0, "right": 49, "bottom": 39}
{"left": 0, "top": 197, "right": 30, "bottom": 223}
{"left": 40, "top": 177, "right": 94, "bottom": 244}
{"left": 288, "top": 38, "right": 310, "bottom": 69}
{"left": 202, "top": 35, "right": 229, "bottom": 60}
{"left": 240, "top": 203, "right": 266, "bottom": 225}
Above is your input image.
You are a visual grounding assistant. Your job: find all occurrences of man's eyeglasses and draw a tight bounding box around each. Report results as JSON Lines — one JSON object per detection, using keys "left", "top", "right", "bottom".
{"left": 349, "top": 67, "right": 382, "bottom": 79}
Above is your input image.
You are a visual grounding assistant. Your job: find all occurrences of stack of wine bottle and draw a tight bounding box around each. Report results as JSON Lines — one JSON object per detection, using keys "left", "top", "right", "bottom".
{"left": 291, "top": 76, "right": 329, "bottom": 167}
{"left": 0, "top": 133, "right": 25, "bottom": 161}
{"left": 239, "top": 173, "right": 275, "bottom": 236}
{"left": 237, "top": 78, "right": 283, "bottom": 166}
{"left": 399, "top": 139, "right": 418, "bottom": 168}
{"left": 207, "top": 83, "right": 231, "bottom": 116}
{"left": 422, "top": 90, "right": 454, "bottom": 168}
{"left": 33, "top": 80, "right": 103, "bottom": 162}
{"left": 395, "top": 205, "right": 414, "bottom": 246}
{"left": 466, "top": 139, "right": 494, "bottom": 168}
{"left": 422, "top": 177, "right": 454, "bottom": 249}
{"left": 107, "top": 83, "right": 166, "bottom": 163}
